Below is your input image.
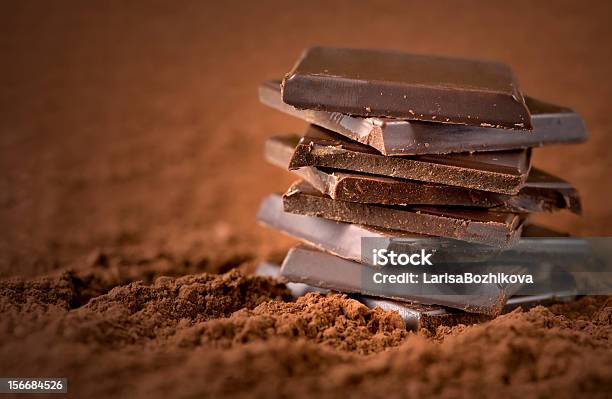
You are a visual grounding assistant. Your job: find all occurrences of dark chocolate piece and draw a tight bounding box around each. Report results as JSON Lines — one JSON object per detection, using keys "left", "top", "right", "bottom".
{"left": 258, "top": 260, "right": 576, "bottom": 329}
{"left": 282, "top": 181, "right": 525, "bottom": 247}
{"left": 355, "top": 296, "right": 491, "bottom": 331}
{"left": 289, "top": 125, "right": 531, "bottom": 195}
{"left": 257, "top": 193, "right": 423, "bottom": 262}
{"left": 503, "top": 292, "right": 577, "bottom": 312}
{"left": 266, "top": 134, "right": 580, "bottom": 213}
{"left": 280, "top": 245, "right": 513, "bottom": 315}
{"left": 259, "top": 194, "right": 588, "bottom": 267}
{"left": 282, "top": 47, "right": 532, "bottom": 129}
{"left": 256, "top": 261, "right": 491, "bottom": 329}
{"left": 261, "top": 80, "right": 587, "bottom": 155}
{"left": 361, "top": 293, "right": 576, "bottom": 331}
{"left": 255, "top": 261, "right": 490, "bottom": 330}
{"left": 257, "top": 194, "right": 585, "bottom": 264}
{"left": 255, "top": 261, "right": 326, "bottom": 297}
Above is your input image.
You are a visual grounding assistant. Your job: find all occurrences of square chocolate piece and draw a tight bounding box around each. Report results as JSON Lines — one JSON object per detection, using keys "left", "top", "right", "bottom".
{"left": 282, "top": 47, "right": 532, "bottom": 129}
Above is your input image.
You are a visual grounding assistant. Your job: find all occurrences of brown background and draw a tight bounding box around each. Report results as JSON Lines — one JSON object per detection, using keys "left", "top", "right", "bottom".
{"left": 1, "top": 0, "right": 612, "bottom": 277}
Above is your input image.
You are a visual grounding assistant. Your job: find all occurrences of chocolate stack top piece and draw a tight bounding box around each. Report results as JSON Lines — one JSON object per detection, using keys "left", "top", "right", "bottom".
{"left": 260, "top": 81, "right": 587, "bottom": 155}
{"left": 282, "top": 47, "right": 532, "bottom": 129}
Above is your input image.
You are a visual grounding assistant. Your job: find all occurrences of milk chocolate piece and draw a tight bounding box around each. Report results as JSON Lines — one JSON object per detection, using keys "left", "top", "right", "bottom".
{"left": 280, "top": 245, "right": 512, "bottom": 315}
{"left": 282, "top": 181, "right": 525, "bottom": 247}
{"left": 289, "top": 125, "right": 531, "bottom": 194}
{"left": 266, "top": 134, "right": 580, "bottom": 213}
{"left": 282, "top": 47, "right": 532, "bottom": 129}
{"left": 261, "top": 80, "right": 587, "bottom": 155}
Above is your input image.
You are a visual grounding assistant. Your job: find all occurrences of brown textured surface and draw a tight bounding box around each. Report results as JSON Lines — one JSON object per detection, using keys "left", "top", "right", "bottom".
{"left": 1, "top": 1, "right": 612, "bottom": 398}
{"left": 1, "top": 273, "right": 611, "bottom": 398}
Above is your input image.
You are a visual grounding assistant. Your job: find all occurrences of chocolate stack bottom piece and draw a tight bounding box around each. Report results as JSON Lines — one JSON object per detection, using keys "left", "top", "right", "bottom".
{"left": 257, "top": 194, "right": 583, "bottom": 317}
{"left": 257, "top": 48, "right": 586, "bottom": 326}
{"left": 255, "top": 260, "right": 576, "bottom": 332}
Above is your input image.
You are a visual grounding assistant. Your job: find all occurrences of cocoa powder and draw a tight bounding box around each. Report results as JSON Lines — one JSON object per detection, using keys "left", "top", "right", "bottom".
{"left": 1, "top": 270, "right": 611, "bottom": 398}
{"left": 173, "top": 292, "right": 407, "bottom": 354}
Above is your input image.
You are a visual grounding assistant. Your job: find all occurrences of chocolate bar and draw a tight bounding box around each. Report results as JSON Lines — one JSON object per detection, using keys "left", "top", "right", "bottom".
{"left": 258, "top": 194, "right": 589, "bottom": 266}
{"left": 360, "top": 293, "right": 577, "bottom": 331}
{"left": 266, "top": 135, "right": 580, "bottom": 213}
{"left": 255, "top": 261, "right": 326, "bottom": 297}
{"left": 257, "top": 261, "right": 576, "bottom": 330}
{"left": 257, "top": 193, "right": 419, "bottom": 262}
{"left": 261, "top": 80, "right": 587, "bottom": 155}
{"left": 257, "top": 194, "right": 589, "bottom": 264}
{"left": 280, "top": 245, "right": 518, "bottom": 315}
{"left": 255, "top": 261, "right": 489, "bottom": 330}
{"left": 354, "top": 297, "right": 491, "bottom": 331}
{"left": 289, "top": 125, "right": 531, "bottom": 195}
{"left": 282, "top": 181, "right": 525, "bottom": 247}
{"left": 282, "top": 47, "right": 532, "bottom": 129}
{"left": 503, "top": 292, "right": 577, "bottom": 311}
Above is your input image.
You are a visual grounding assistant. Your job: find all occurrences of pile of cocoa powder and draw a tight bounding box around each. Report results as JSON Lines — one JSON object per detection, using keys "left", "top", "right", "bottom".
{"left": 1, "top": 259, "right": 610, "bottom": 398}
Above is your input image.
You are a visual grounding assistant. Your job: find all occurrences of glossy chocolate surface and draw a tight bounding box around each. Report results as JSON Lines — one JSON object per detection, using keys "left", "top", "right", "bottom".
{"left": 289, "top": 125, "right": 531, "bottom": 194}
{"left": 282, "top": 180, "right": 525, "bottom": 247}
{"left": 261, "top": 80, "right": 587, "bottom": 155}
{"left": 281, "top": 47, "right": 532, "bottom": 129}
{"left": 266, "top": 134, "right": 580, "bottom": 212}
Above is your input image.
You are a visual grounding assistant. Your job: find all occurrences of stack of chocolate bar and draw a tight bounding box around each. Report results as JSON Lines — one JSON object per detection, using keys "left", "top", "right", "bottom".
{"left": 256, "top": 47, "right": 587, "bottom": 329}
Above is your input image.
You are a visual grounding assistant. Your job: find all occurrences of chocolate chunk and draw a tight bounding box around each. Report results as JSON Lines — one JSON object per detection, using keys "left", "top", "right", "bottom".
{"left": 255, "top": 261, "right": 326, "bottom": 297}
{"left": 281, "top": 47, "right": 532, "bottom": 129}
{"left": 255, "top": 260, "right": 491, "bottom": 330}
{"left": 518, "top": 169, "right": 582, "bottom": 213}
{"left": 289, "top": 125, "right": 531, "bottom": 195}
{"left": 280, "top": 245, "right": 513, "bottom": 315}
{"left": 257, "top": 193, "right": 424, "bottom": 263}
{"left": 266, "top": 134, "right": 580, "bottom": 213}
{"left": 355, "top": 296, "right": 491, "bottom": 331}
{"left": 361, "top": 293, "right": 577, "bottom": 331}
{"left": 257, "top": 260, "right": 576, "bottom": 330}
{"left": 255, "top": 261, "right": 491, "bottom": 329}
{"left": 257, "top": 194, "right": 583, "bottom": 264}
{"left": 282, "top": 181, "right": 525, "bottom": 247}
{"left": 503, "top": 291, "right": 577, "bottom": 312}
{"left": 261, "top": 80, "right": 587, "bottom": 155}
